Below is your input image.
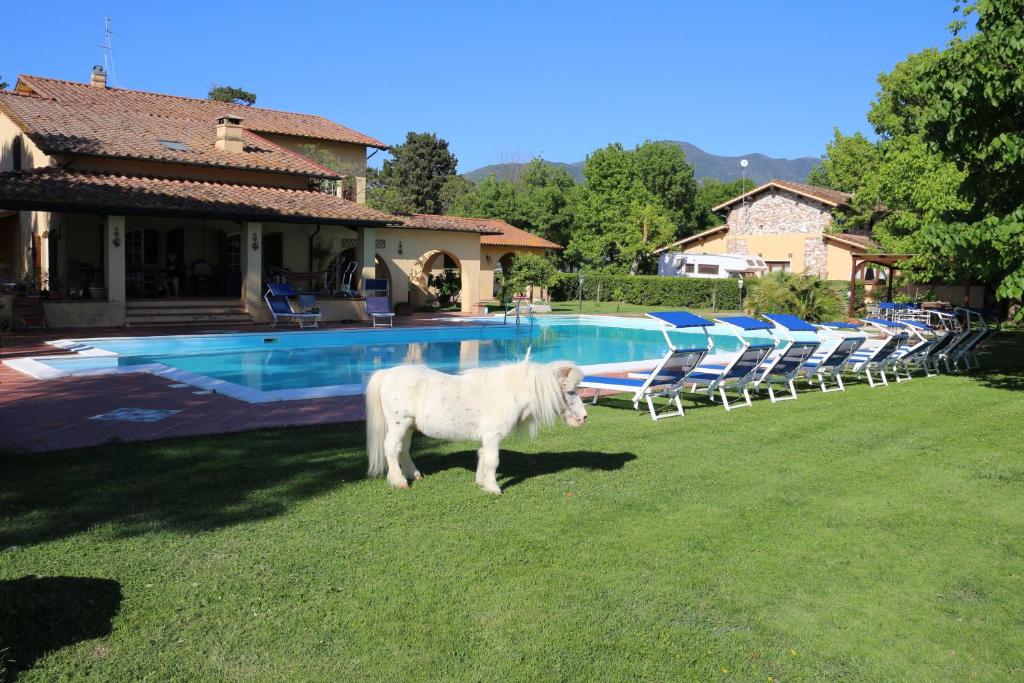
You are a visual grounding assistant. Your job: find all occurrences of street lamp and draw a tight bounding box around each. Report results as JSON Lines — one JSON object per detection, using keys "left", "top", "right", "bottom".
{"left": 577, "top": 272, "right": 585, "bottom": 314}
{"left": 740, "top": 159, "right": 749, "bottom": 229}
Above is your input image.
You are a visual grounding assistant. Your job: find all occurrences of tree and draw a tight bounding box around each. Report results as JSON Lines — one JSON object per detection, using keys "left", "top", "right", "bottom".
{"left": 915, "top": 1, "right": 1024, "bottom": 313}
{"left": 448, "top": 158, "right": 576, "bottom": 256}
{"left": 367, "top": 132, "right": 458, "bottom": 214}
{"left": 694, "top": 178, "right": 756, "bottom": 229}
{"left": 805, "top": 129, "right": 881, "bottom": 193}
{"left": 633, "top": 141, "right": 700, "bottom": 231}
{"left": 207, "top": 85, "right": 257, "bottom": 106}
{"left": 502, "top": 252, "right": 558, "bottom": 298}
{"left": 565, "top": 143, "right": 688, "bottom": 273}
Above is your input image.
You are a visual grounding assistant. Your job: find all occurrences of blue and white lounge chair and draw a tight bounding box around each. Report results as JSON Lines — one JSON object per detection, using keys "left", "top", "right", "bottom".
{"left": 265, "top": 282, "right": 322, "bottom": 329}
{"left": 799, "top": 321, "right": 867, "bottom": 392}
{"left": 887, "top": 319, "right": 939, "bottom": 381}
{"left": 579, "top": 311, "right": 712, "bottom": 420}
{"left": 678, "top": 316, "right": 775, "bottom": 411}
{"left": 757, "top": 314, "right": 822, "bottom": 402}
{"left": 950, "top": 308, "right": 999, "bottom": 371}
{"left": 841, "top": 318, "right": 909, "bottom": 387}
{"left": 364, "top": 278, "right": 396, "bottom": 327}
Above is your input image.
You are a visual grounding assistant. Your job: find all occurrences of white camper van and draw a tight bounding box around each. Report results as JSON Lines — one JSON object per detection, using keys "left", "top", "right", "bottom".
{"left": 657, "top": 252, "right": 768, "bottom": 280}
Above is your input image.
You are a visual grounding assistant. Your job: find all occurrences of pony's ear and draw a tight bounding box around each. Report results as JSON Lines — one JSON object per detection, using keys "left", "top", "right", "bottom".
{"left": 554, "top": 364, "right": 583, "bottom": 390}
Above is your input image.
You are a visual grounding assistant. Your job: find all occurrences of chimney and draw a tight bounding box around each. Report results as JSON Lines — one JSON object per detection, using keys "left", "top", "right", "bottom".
{"left": 90, "top": 65, "right": 107, "bottom": 88}
{"left": 215, "top": 115, "right": 244, "bottom": 153}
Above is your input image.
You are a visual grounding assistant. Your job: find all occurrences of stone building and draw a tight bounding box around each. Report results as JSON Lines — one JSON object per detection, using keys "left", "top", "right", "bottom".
{"left": 657, "top": 179, "right": 874, "bottom": 280}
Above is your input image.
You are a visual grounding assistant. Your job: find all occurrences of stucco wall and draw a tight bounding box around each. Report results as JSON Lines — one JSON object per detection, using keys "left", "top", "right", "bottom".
{"left": 479, "top": 245, "right": 549, "bottom": 302}
{"left": 0, "top": 112, "right": 51, "bottom": 173}
{"left": 374, "top": 227, "right": 483, "bottom": 313}
{"left": 681, "top": 231, "right": 728, "bottom": 255}
{"left": 260, "top": 134, "right": 368, "bottom": 202}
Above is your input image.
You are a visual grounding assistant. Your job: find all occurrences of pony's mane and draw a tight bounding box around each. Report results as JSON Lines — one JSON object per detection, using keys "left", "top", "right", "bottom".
{"left": 520, "top": 361, "right": 567, "bottom": 438}
{"left": 460, "top": 360, "right": 569, "bottom": 438}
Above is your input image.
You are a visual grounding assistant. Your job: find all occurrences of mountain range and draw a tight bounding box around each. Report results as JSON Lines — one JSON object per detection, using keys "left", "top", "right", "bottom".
{"left": 463, "top": 141, "right": 820, "bottom": 185}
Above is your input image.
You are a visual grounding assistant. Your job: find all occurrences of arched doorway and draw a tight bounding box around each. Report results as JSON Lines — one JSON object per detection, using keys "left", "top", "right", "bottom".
{"left": 374, "top": 254, "right": 393, "bottom": 303}
{"left": 493, "top": 252, "right": 516, "bottom": 298}
{"left": 409, "top": 249, "right": 462, "bottom": 309}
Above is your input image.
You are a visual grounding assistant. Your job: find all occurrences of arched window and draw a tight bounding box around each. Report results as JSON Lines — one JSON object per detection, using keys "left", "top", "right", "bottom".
{"left": 12, "top": 136, "right": 24, "bottom": 171}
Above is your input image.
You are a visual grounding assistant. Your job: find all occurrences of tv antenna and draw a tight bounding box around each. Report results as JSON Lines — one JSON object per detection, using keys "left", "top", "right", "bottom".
{"left": 97, "top": 17, "right": 120, "bottom": 86}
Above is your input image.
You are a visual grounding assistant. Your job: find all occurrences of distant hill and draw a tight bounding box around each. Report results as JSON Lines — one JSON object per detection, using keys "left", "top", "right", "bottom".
{"left": 463, "top": 141, "right": 820, "bottom": 185}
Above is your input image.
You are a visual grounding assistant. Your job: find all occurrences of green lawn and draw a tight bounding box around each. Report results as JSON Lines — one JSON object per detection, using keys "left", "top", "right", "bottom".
{"left": 3, "top": 335, "right": 1023, "bottom": 681}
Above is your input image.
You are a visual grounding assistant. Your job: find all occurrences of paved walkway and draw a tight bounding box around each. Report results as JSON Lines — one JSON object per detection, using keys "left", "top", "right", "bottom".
{"left": 0, "top": 317, "right": 457, "bottom": 453}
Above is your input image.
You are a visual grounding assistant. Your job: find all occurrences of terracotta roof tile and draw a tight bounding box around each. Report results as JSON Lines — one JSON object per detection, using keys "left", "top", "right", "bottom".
{"left": 18, "top": 75, "right": 387, "bottom": 148}
{"left": 711, "top": 178, "right": 852, "bottom": 212}
{"left": 0, "top": 168, "right": 398, "bottom": 225}
{"left": 1, "top": 75, "right": 387, "bottom": 179}
{"left": 402, "top": 214, "right": 562, "bottom": 246}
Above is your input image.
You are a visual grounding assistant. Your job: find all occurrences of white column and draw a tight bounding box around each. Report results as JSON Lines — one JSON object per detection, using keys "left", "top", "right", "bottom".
{"left": 104, "top": 215, "right": 126, "bottom": 303}
{"left": 356, "top": 226, "right": 376, "bottom": 295}
{"left": 241, "top": 222, "right": 263, "bottom": 318}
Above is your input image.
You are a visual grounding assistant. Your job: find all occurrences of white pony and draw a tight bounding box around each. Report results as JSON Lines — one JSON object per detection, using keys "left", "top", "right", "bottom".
{"left": 366, "top": 359, "right": 587, "bottom": 494}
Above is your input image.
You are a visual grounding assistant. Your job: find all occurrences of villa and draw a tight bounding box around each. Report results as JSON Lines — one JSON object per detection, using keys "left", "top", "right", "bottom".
{"left": 0, "top": 68, "right": 558, "bottom": 328}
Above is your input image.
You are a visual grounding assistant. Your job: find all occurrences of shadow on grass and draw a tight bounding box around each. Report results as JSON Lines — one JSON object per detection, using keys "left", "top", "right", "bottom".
{"left": 964, "top": 331, "right": 1024, "bottom": 392}
{"left": 0, "top": 576, "right": 122, "bottom": 681}
{"left": 1, "top": 423, "right": 369, "bottom": 547}
{"left": 413, "top": 448, "right": 637, "bottom": 490}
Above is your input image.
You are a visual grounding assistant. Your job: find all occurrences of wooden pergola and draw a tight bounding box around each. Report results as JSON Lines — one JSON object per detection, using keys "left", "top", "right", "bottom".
{"left": 849, "top": 252, "right": 914, "bottom": 318}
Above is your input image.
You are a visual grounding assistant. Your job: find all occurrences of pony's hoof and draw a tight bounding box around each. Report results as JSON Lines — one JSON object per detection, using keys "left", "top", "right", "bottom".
{"left": 413, "top": 471, "right": 423, "bottom": 481}
{"left": 389, "top": 479, "right": 410, "bottom": 490}
{"left": 481, "top": 483, "right": 502, "bottom": 495}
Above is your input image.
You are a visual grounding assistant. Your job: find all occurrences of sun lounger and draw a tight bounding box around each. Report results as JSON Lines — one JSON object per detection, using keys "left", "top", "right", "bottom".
{"left": 757, "top": 314, "right": 822, "bottom": 402}
{"left": 580, "top": 311, "right": 712, "bottom": 420}
{"left": 678, "top": 316, "right": 775, "bottom": 411}
{"left": 841, "top": 318, "right": 909, "bottom": 387}
{"left": 800, "top": 322, "right": 867, "bottom": 392}
{"left": 950, "top": 308, "right": 999, "bottom": 371}
{"left": 364, "top": 278, "right": 396, "bottom": 327}
{"left": 265, "top": 282, "right": 322, "bottom": 329}
{"left": 887, "top": 319, "right": 940, "bottom": 381}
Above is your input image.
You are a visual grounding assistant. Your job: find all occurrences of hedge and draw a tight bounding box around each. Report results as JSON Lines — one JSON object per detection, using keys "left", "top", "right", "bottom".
{"left": 549, "top": 273, "right": 742, "bottom": 311}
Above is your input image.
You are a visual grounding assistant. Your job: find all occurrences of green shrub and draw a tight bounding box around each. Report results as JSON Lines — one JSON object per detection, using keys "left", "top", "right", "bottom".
{"left": 744, "top": 272, "right": 845, "bottom": 322}
{"left": 550, "top": 273, "right": 741, "bottom": 310}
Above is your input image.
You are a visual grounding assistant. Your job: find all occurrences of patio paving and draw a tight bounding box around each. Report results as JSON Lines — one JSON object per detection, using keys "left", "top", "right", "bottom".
{"left": 0, "top": 316, "right": 463, "bottom": 453}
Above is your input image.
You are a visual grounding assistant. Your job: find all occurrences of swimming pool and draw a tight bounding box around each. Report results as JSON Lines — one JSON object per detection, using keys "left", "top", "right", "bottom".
{"left": 6, "top": 316, "right": 758, "bottom": 402}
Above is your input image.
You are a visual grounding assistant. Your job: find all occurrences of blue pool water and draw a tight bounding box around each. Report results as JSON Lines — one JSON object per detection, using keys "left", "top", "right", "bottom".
{"left": 26, "top": 316, "right": 769, "bottom": 401}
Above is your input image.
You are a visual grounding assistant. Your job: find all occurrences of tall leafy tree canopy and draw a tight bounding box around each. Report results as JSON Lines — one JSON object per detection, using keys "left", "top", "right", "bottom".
{"left": 207, "top": 85, "right": 257, "bottom": 106}
{"left": 368, "top": 132, "right": 458, "bottom": 215}
{"left": 915, "top": 1, "right": 1024, "bottom": 311}
{"left": 695, "top": 178, "right": 757, "bottom": 229}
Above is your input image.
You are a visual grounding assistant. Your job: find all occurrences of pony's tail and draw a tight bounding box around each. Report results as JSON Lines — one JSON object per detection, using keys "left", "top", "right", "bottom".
{"left": 365, "top": 370, "right": 388, "bottom": 477}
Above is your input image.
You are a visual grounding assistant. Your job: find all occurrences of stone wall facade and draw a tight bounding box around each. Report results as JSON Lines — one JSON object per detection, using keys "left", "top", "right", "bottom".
{"left": 803, "top": 237, "right": 828, "bottom": 277}
{"left": 726, "top": 189, "right": 834, "bottom": 235}
{"left": 725, "top": 188, "right": 835, "bottom": 275}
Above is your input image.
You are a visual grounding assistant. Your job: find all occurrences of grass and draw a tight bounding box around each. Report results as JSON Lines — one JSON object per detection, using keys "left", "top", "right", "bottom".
{"left": 2, "top": 334, "right": 1023, "bottom": 681}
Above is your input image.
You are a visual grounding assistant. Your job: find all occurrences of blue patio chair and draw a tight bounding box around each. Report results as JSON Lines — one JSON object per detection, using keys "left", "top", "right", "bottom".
{"left": 265, "top": 282, "right": 322, "bottom": 329}
{"left": 579, "top": 311, "right": 712, "bottom": 420}
{"left": 364, "top": 278, "right": 395, "bottom": 327}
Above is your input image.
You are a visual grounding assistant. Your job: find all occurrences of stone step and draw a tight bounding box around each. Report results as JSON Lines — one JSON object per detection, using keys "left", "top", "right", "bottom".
{"left": 126, "top": 312, "right": 253, "bottom": 326}
{"left": 126, "top": 305, "right": 248, "bottom": 316}
{"left": 126, "top": 298, "right": 243, "bottom": 309}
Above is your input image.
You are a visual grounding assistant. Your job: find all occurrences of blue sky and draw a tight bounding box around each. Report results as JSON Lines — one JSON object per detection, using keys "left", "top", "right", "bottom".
{"left": 1, "top": 1, "right": 959, "bottom": 172}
